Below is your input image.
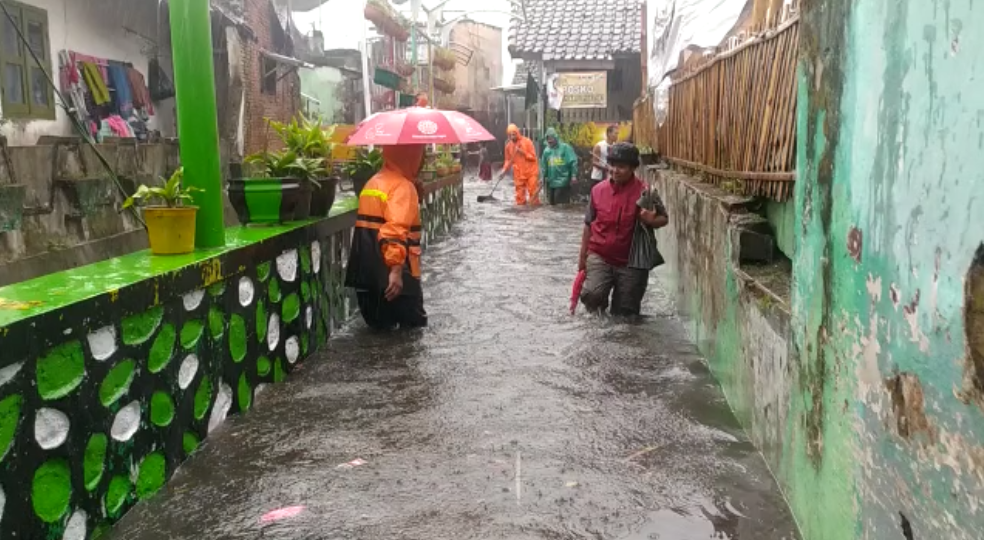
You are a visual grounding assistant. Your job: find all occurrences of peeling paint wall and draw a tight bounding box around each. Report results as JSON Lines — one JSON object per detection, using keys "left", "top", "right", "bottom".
{"left": 653, "top": 169, "right": 794, "bottom": 475}
{"left": 794, "top": 0, "right": 984, "bottom": 538}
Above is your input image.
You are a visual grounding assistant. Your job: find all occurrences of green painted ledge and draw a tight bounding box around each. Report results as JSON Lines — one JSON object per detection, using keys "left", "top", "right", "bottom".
{"left": 0, "top": 197, "right": 359, "bottom": 329}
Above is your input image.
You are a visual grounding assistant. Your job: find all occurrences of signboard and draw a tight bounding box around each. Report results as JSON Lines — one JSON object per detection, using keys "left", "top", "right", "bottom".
{"left": 548, "top": 72, "right": 608, "bottom": 110}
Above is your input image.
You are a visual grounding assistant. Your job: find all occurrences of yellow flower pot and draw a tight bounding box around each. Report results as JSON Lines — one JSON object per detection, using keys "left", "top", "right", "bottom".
{"left": 144, "top": 206, "right": 198, "bottom": 255}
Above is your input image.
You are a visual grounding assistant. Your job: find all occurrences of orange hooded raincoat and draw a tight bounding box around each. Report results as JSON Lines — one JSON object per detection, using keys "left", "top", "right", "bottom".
{"left": 502, "top": 124, "right": 540, "bottom": 205}
{"left": 345, "top": 145, "right": 425, "bottom": 298}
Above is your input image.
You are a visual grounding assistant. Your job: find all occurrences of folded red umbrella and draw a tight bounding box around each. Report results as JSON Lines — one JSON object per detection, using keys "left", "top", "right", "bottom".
{"left": 570, "top": 270, "right": 586, "bottom": 315}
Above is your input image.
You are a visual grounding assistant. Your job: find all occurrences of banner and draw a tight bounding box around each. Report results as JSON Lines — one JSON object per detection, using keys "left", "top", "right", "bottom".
{"left": 547, "top": 72, "right": 608, "bottom": 110}
{"left": 647, "top": 0, "right": 748, "bottom": 87}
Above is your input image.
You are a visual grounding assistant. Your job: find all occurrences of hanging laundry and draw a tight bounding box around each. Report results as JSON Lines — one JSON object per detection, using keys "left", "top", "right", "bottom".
{"left": 81, "top": 62, "right": 110, "bottom": 105}
{"left": 106, "top": 63, "right": 133, "bottom": 117}
{"left": 125, "top": 66, "right": 154, "bottom": 115}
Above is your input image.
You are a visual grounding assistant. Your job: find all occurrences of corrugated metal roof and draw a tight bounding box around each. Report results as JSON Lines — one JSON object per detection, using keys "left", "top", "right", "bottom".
{"left": 509, "top": 0, "right": 643, "bottom": 61}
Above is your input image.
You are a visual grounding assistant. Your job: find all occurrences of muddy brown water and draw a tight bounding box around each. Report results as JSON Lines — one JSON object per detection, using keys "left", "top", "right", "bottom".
{"left": 110, "top": 178, "right": 799, "bottom": 540}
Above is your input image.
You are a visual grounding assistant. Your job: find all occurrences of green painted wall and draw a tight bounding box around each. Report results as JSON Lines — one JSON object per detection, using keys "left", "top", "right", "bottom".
{"left": 794, "top": 1, "right": 984, "bottom": 539}
{"left": 765, "top": 199, "right": 795, "bottom": 258}
{"left": 300, "top": 67, "right": 344, "bottom": 121}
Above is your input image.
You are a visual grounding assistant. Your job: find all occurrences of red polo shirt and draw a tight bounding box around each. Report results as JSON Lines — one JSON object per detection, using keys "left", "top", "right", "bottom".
{"left": 585, "top": 176, "right": 646, "bottom": 267}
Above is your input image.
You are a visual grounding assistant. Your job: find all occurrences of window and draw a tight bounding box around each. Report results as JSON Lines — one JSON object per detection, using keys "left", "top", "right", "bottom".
{"left": 261, "top": 57, "right": 277, "bottom": 95}
{"left": 0, "top": 1, "right": 53, "bottom": 120}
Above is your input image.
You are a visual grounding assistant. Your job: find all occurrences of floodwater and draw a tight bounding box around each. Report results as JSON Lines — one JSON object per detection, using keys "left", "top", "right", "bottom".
{"left": 110, "top": 178, "right": 799, "bottom": 540}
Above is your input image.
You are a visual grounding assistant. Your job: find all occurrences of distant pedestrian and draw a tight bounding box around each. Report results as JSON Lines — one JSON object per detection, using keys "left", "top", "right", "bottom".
{"left": 591, "top": 125, "right": 619, "bottom": 187}
{"left": 540, "top": 128, "right": 578, "bottom": 205}
{"left": 478, "top": 143, "right": 493, "bottom": 181}
{"left": 578, "top": 143, "right": 668, "bottom": 316}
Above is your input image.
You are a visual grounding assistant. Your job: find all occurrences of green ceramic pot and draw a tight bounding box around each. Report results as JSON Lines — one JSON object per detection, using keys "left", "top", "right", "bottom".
{"left": 227, "top": 177, "right": 309, "bottom": 224}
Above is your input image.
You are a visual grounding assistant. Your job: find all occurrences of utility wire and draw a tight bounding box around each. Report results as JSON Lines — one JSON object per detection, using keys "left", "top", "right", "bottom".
{"left": 0, "top": 1, "right": 146, "bottom": 228}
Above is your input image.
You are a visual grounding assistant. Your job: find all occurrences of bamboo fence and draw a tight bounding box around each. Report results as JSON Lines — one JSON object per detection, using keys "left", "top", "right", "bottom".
{"left": 643, "top": 15, "right": 800, "bottom": 202}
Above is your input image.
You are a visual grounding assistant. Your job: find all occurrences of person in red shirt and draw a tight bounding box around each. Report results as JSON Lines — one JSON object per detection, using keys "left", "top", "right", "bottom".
{"left": 578, "top": 143, "right": 668, "bottom": 316}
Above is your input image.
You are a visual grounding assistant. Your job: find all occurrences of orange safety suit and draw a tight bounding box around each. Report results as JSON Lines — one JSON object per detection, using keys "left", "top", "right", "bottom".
{"left": 502, "top": 124, "right": 540, "bottom": 206}
{"left": 344, "top": 145, "right": 427, "bottom": 329}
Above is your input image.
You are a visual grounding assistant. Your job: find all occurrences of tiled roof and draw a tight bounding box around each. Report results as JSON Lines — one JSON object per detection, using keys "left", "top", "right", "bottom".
{"left": 511, "top": 61, "right": 539, "bottom": 86}
{"left": 509, "top": 0, "right": 643, "bottom": 61}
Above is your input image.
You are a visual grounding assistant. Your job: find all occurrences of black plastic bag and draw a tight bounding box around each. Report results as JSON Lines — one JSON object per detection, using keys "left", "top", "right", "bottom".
{"left": 149, "top": 58, "right": 175, "bottom": 101}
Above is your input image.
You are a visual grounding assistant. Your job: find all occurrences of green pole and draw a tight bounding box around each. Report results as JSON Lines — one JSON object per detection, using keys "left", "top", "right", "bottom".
{"left": 169, "top": 0, "right": 225, "bottom": 249}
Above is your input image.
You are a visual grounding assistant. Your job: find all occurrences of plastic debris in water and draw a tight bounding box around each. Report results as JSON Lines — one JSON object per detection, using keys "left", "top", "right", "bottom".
{"left": 260, "top": 505, "right": 305, "bottom": 523}
{"left": 337, "top": 458, "right": 368, "bottom": 469}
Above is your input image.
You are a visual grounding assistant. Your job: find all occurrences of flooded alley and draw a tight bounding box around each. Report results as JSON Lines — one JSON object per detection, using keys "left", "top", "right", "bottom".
{"left": 109, "top": 179, "right": 799, "bottom": 540}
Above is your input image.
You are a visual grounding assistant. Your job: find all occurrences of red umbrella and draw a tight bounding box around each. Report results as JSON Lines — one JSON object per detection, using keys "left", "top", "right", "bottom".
{"left": 345, "top": 107, "right": 496, "bottom": 146}
{"left": 570, "top": 270, "right": 586, "bottom": 315}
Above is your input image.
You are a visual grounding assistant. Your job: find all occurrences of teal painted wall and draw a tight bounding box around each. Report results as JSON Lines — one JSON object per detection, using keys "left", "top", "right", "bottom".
{"left": 300, "top": 67, "right": 344, "bottom": 121}
{"left": 765, "top": 199, "right": 795, "bottom": 258}
{"left": 795, "top": 1, "right": 984, "bottom": 540}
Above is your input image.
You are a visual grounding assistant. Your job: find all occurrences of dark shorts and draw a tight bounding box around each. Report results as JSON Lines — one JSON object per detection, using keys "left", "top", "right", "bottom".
{"left": 579, "top": 254, "right": 649, "bottom": 316}
{"left": 357, "top": 292, "right": 428, "bottom": 330}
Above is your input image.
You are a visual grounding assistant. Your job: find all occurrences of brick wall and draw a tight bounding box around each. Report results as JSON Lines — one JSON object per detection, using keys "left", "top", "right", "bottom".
{"left": 241, "top": 0, "right": 302, "bottom": 155}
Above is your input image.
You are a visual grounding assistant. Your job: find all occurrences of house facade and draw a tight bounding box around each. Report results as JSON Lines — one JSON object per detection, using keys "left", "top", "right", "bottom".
{"left": 0, "top": 0, "right": 301, "bottom": 154}
{"left": 509, "top": 0, "right": 643, "bottom": 125}
{"left": 447, "top": 20, "right": 502, "bottom": 114}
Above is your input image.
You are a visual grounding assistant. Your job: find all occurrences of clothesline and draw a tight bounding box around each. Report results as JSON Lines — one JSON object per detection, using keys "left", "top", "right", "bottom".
{"left": 59, "top": 49, "right": 157, "bottom": 141}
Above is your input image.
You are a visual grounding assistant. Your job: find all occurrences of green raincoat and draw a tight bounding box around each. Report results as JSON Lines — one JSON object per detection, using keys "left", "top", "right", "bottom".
{"left": 540, "top": 128, "right": 579, "bottom": 188}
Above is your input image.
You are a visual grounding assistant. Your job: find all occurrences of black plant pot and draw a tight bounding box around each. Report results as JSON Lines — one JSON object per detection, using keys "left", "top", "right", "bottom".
{"left": 352, "top": 170, "right": 374, "bottom": 195}
{"left": 293, "top": 179, "right": 314, "bottom": 221}
{"left": 227, "top": 177, "right": 307, "bottom": 225}
{"left": 310, "top": 176, "right": 339, "bottom": 217}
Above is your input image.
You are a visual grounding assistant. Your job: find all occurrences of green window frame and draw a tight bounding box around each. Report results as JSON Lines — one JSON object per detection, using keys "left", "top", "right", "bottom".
{"left": 0, "top": 0, "right": 55, "bottom": 120}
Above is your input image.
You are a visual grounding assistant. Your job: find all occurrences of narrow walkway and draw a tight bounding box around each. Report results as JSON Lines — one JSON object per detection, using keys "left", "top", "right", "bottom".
{"left": 110, "top": 179, "right": 798, "bottom": 540}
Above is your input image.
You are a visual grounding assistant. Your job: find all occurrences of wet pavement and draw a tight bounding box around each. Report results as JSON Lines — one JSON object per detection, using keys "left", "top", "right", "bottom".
{"left": 110, "top": 178, "right": 799, "bottom": 540}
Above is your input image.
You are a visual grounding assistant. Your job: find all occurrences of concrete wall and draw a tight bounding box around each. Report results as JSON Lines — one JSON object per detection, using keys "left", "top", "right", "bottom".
{"left": 655, "top": 1, "right": 984, "bottom": 539}
{"left": 653, "top": 170, "right": 793, "bottom": 471}
{"left": 0, "top": 141, "right": 180, "bottom": 285}
{"left": 791, "top": 0, "right": 984, "bottom": 539}
{"left": 0, "top": 0, "right": 177, "bottom": 144}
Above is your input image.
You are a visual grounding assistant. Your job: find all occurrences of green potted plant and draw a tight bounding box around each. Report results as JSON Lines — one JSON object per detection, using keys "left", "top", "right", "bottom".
{"left": 342, "top": 147, "right": 384, "bottom": 195}
{"left": 123, "top": 167, "right": 201, "bottom": 255}
{"left": 228, "top": 150, "right": 324, "bottom": 224}
{"left": 435, "top": 154, "right": 451, "bottom": 177}
{"left": 268, "top": 115, "right": 340, "bottom": 217}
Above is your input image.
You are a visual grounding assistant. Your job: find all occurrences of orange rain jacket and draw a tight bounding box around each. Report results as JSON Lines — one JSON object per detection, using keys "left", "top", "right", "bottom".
{"left": 344, "top": 145, "right": 424, "bottom": 297}
{"left": 502, "top": 124, "right": 539, "bottom": 181}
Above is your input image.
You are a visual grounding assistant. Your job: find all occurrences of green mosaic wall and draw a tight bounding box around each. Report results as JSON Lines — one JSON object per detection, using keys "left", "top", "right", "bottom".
{"left": 0, "top": 178, "right": 463, "bottom": 539}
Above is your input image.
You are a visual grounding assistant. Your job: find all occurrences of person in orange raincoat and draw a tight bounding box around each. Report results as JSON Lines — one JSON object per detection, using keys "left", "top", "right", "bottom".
{"left": 345, "top": 145, "right": 428, "bottom": 330}
{"left": 500, "top": 124, "right": 540, "bottom": 206}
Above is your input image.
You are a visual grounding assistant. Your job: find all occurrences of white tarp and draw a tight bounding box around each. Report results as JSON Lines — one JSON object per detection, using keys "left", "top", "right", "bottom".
{"left": 646, "top": 0, "right": 748, "bottom": 87}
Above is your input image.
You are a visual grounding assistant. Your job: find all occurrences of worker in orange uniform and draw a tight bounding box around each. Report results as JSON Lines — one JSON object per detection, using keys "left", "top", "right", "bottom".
{"left": 500, "top": 124, "right": 540, "bottom": 206}
{"left": 345, "top": 145, "right": 428, "bottom": 330}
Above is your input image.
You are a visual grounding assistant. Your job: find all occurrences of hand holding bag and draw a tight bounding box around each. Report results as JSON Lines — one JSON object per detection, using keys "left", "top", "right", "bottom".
{"left": 628, "top": 188, "right": 665, "bottom": 271}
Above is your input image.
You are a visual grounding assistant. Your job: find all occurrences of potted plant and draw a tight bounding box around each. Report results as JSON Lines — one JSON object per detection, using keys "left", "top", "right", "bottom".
{"left": 268, "top": 115, "right": 340, "bottom": 218}
{"left": 364, "top": 0, "right": 386, "bottom": 25}
{"left": 123, "top": 167, "right": 200, "bottom": 255}
{"left": 228, "top": 150, "right": 324, "bottom": 225}
{"left": 451, "top": 158, "right": 462, "bottom": 174}
{"left": 341, "top": 147, "right": 384, "bottom": 195}
{"left": 435, "top": 155, "right": 451, "bottom": 177}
